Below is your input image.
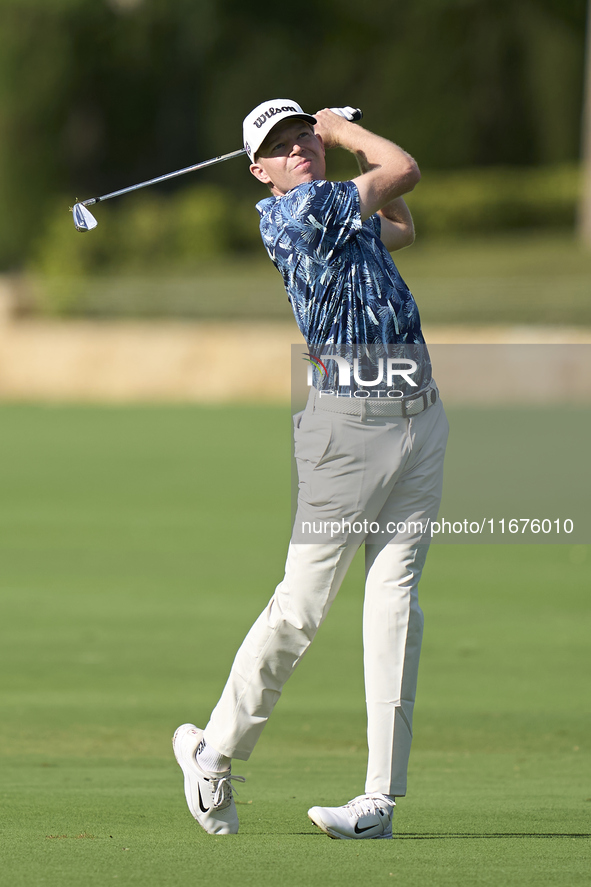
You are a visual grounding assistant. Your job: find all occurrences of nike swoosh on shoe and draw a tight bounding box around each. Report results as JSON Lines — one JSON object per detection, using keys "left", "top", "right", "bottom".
{"left": 354, "top": 822, "right": 377, "bottom": 834}
{"left": 198, "top": 784, "right": 210, "bottom": 814}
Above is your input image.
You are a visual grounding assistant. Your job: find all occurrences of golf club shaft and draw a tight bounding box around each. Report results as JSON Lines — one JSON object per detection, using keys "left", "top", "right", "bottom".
{"left": 81, "top": 148, "right": 247, "bottom": 207}
{"left": 79, "top": 107, "right": 362, "bottom": 209}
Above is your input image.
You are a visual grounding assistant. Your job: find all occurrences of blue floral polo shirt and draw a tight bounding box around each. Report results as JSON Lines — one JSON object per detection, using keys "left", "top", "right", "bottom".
{"left": 256, "top": 179, "right": 431, "bottom": 393}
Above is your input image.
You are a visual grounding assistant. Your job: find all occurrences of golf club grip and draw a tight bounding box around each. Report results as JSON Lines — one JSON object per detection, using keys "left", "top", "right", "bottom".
{"left": 330, "top": 107, "right": 363, "bottom": 122}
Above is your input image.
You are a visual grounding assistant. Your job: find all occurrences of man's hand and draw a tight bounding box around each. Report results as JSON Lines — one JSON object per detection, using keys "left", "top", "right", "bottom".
{"left": 314, "top": 108, "right": 420, "bottom": 223}
{"left": 313, "top": 108, "right": 355, "bottom": 150}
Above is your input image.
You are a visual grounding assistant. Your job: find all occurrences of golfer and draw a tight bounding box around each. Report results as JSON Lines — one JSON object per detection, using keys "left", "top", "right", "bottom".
{"left": 173, "top": 100, "right": 448, "bottom": 840}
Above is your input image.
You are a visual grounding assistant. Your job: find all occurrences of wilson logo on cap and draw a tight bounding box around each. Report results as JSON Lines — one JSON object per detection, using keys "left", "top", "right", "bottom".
{"left": 253, "top": 105, "right": 298, "bottom": 129}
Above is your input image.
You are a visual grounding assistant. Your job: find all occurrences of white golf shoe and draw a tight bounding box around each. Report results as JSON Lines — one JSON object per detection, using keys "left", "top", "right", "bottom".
{"left": 308, "top": 793, "right": 395, "bottom": 840}
{"left": 172, "top": 724, "right": 245, "bottom": 835}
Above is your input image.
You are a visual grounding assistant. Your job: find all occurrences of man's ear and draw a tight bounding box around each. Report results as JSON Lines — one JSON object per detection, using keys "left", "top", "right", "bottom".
{"left": 315, "top": 133, "right": 326, "bottom": 157}
{"left": 250, "top": 162, "right": 272, "bottom": 185}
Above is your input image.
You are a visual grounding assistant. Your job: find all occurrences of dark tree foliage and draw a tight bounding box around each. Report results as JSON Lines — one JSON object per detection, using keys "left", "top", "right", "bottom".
{"left": 0, "top": 0, "right": 586, "bottom": 268}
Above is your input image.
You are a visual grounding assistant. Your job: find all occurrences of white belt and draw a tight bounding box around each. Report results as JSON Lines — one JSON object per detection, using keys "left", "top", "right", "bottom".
{"left": 311, "top": 380, "right": 438, "bottom": 418}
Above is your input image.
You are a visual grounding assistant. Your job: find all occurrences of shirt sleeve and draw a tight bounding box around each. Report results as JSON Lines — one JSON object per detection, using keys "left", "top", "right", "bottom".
{"left": 276, "top": 180, "right": 364, "bottom": 261}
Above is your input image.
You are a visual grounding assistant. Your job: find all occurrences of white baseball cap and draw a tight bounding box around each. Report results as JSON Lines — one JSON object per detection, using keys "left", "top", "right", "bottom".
{"left": 243, "top": 99, "right": 317, "bottom": 162}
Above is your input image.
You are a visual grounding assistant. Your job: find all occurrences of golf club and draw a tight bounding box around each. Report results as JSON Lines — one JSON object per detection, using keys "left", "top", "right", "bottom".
{"left": 71, "top": 107, "right": 362, "bottom": 232}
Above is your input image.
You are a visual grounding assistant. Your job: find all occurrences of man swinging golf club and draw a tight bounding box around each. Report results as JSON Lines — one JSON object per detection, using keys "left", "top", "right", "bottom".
{"left": 173, "top": 99, "right": 448, "bottom": 839}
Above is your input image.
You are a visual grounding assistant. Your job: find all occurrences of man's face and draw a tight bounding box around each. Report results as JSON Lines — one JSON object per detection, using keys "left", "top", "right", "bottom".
{"left": 250, "top": 118, "right": 325, "bottom": 196}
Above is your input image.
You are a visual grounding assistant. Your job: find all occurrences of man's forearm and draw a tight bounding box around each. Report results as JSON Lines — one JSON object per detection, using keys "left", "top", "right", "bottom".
{"left": 354, "top": 151, "right": 414, "bottom": 224}
{"left": 350, "top": 132, "right": 416, "bottom": 248}
{"left": 378, "top": 196, "right": 413, "bottom": 226}
{"left": 344, "top": 123, "right": 418, "bottom": 188}
{"left": 314, "top": 110, "right": 420, "bottom": 220}
{"left": 352, "top": 137, "right": 412, "bottom": 176}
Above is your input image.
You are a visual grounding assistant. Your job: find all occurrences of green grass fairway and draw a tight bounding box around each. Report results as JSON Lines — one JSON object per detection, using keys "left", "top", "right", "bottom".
{"left": 0, "top": 405, "right": 589, "bottom": 886}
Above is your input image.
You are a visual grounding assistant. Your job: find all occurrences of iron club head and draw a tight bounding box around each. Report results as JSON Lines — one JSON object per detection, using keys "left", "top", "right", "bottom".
{"left": 72, "top": 202, "right": 98, "bottom": 232}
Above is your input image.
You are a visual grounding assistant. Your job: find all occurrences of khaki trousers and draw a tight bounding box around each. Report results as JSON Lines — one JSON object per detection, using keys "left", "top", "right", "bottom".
{"left": 205, "top": 395, "right": 448, "bottom": 796}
